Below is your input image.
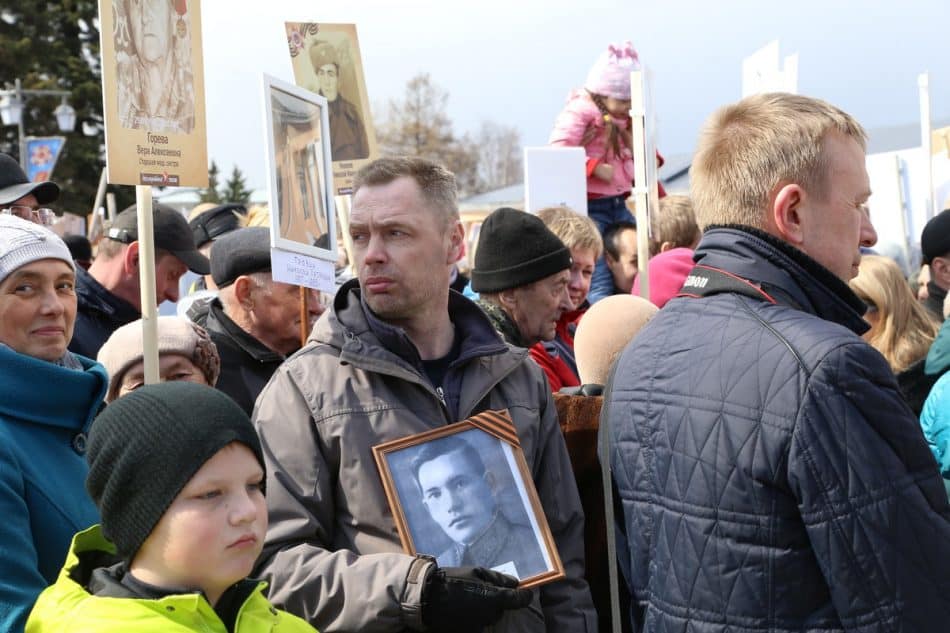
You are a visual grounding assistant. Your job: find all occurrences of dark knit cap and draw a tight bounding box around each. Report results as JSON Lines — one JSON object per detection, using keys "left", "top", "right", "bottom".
{"left": 85, "top": 381, "right": 265, "bottom": 561}
{"left": 210, "top": 227, "right": 272, "bottom": 288}
{"left": 470, "top": 207, "right": 572, "bottom": 293}
{"left": 921, "top": 208, "right": 950, "bottom": 264}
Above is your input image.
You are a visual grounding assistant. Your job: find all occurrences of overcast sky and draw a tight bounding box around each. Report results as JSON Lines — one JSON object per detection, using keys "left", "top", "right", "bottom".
{"left": 199, "top": 0, "right": 950, "bottom": 191}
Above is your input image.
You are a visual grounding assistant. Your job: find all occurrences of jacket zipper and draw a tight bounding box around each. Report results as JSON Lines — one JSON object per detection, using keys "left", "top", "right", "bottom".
{"left": 435, "top": 386, "right": 447, "bottom": 407}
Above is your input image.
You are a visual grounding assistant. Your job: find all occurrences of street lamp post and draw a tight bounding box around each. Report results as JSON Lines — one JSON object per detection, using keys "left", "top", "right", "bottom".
{"left": 0, "top": 78, "right": 76, "bottom": 171}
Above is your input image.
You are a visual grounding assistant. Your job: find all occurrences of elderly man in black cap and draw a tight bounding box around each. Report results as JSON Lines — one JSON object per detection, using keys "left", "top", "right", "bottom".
{"left": 920, "top": 208, "right": 950, "bottom": 320}
{"left": 188, "top": 202, "right": 246, "bottom": 290}
{"left": 0, "top": 153, "right": 60, "bottom": 226}
{"left": 177, "top": 203, "right": 247, "bottom": 319}
{"left": 68, "top": 204, "right": 210, "bottom": 358}
{"left": 471, "top": 207, "right": 575, "bottom": 349}
{"left": 203, "top": 227, "right": 323, "bottom": 414}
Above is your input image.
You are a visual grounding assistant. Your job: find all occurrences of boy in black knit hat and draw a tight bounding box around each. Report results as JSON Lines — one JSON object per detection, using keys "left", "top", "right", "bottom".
{"left": 25, "top": 382, "right": 315, "bottom": 633}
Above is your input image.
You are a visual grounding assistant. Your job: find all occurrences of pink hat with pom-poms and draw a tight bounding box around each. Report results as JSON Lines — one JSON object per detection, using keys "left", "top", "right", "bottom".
{"left": 584, "top": 41, "right": 640, "bottom": 100}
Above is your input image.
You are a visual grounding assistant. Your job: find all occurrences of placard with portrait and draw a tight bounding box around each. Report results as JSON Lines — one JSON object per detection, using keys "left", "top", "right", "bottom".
{"left": 285, "top": 22, "right": 378, "bottom": 195}
{"left": 99, "top": 0, "right": 209, "bottom": 187}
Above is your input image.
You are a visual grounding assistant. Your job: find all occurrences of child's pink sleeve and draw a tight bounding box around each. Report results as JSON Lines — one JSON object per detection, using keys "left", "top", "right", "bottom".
{"left": 549, "top": 94, "right": 598, "bottom": 148}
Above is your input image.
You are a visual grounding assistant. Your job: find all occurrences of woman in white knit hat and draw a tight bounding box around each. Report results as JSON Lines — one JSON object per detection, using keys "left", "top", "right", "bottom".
{"left": 0, "top": 214, "right": 108, "bottom": 633}
{"left": 97, "top": 315, "right": 221, "bottom": 402}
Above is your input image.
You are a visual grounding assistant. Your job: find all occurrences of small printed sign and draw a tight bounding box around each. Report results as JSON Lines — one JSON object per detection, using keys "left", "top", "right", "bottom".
{"left": 270, "top": 248, "right": 336, "bottom": 293}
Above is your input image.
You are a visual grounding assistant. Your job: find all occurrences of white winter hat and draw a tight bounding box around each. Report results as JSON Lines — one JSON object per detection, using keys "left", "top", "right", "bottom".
{"left": 0, "top": 214, "right": 74, "bottom": 286}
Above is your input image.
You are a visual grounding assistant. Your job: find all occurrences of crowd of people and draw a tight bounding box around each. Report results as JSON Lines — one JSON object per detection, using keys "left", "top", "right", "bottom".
{"left": 3, "top": 41, "right": 950, "bottom": 633}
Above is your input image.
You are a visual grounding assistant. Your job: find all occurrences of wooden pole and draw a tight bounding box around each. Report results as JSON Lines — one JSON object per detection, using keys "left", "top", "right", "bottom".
{"left": 335, "top": 194, "right": 355, "bottom": 277}
{"left": 299, "top": 285, "right": 309, "bottom": 349}
{"left": 106, "top": 193, "right": 117, "bottom": 221}
{"left": 87, "top": 169, "right": 107, "bottom": 239}
{"left": 136, "top": 185, "right": 159, "bottom": 385}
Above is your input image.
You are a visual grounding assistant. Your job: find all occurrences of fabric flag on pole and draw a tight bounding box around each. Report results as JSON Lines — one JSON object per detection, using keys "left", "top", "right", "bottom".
{"left": 25, "top": 136, "right": 66, "bottom": 183}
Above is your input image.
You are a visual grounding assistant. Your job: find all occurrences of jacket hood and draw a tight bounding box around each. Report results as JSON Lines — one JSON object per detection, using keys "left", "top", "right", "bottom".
{"left": 695, "top": 226, "right": 870, "bottom": 336}
{"left": 315, "top": 279, "right": 511, "bottom": 364}
{"left": 29, "top": 525, "right": 289, "bottom": 633}
{"left": 926, "top": 319, "right": 950, "bottom": 376}
{"left": 0, "top": 344, "right": 107, "bottom": 431}
{"left": 306, "top": 279, "right": 519, "bottom": 421}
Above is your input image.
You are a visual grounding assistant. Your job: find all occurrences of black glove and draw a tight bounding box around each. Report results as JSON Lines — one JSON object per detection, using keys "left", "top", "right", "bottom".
{"left": 421, "top": 564, "right": 533, "bottom": 632}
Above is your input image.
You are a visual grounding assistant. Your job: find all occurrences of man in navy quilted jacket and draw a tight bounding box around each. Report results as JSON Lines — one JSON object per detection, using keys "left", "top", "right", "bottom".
{"left": 605, "top": 92, "right": 950, "bottom": 633}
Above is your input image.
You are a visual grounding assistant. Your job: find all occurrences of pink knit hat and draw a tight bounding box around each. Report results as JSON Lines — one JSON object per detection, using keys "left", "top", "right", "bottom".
{"left": 632, "top": 247, "right": 695, "bottom": 308}
{"left": 584, "top": 41, "right": 640, "bottom": 100}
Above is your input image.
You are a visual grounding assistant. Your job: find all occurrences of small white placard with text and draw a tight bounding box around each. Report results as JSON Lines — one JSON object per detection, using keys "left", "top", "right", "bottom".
{"left": 271, "top": 248, "right": 336, "bottom": 293}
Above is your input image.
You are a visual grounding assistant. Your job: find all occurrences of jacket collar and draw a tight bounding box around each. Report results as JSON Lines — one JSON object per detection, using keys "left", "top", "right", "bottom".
{"left": 927, "top": 280, "right": 947, "bottom": 308}
{"left": 695, "top": 226, "right": 870, "bottom": 335}
{"left": 0, "top": 344, "right": 107, "bottom": 431}
{"left": 64, "top": 526, "right": 267, "bottom": 624}
{"left": 75, "top": 266, "right": 139, "bottom": 321}
{"left": 206, "top": 299, "right": 283, "bottom": 363}
{"left": 475, "top": 299, "right": 532, "bottom": 348}
{"left": 317, "top": 279, "right": 511, "bottom": 373}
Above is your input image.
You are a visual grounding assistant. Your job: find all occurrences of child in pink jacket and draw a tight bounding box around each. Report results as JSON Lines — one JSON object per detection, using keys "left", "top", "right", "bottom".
{"left": 550, "top": 41, "right": 638, "bottom": 205}
{"left": 550, "top": 41, "right": 664, "bottom": 303}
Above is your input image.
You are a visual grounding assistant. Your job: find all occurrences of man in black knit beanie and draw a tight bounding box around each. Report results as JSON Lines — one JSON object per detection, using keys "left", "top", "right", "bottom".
{"left": 471, "top": 207, "right": 574, "bottom": 348}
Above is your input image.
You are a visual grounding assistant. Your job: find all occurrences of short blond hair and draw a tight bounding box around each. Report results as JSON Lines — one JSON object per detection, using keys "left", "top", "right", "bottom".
{"left": 354, "top": 156, "right": 458, "bottom": 227}
{"left": 690, "top": 93, "right": 867, "bottom": 230}
{"left": 542, "top": 211, "right": 603, "bottom": 260}
{"left": 243, "top": 205, "right": 271, "bottom": 228}
{"left": 535, "top": 206, "right": 577, "bottom": 225}
{"left": 653, "top": 195, "right": 700, "bottom": 254}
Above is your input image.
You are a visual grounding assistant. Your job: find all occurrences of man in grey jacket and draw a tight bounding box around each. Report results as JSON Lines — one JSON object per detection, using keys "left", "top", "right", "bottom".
{"left": 253, "top": 156, "right": 597, "bottom": 632}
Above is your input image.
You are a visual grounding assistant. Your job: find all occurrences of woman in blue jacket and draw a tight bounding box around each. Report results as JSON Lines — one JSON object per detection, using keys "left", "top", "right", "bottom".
{"left": 0, "top": 214, "right": 108, "bottom": 633}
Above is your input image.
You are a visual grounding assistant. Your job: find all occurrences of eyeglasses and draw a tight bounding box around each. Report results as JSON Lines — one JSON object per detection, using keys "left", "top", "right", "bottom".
{"left": 1, "top": 205, "right": 56, "bottom": 226}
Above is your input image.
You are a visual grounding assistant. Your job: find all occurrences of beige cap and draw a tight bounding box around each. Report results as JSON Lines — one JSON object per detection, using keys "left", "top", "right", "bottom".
{"left": 574, "top": 295, "right": 657, "bottom": 386}
{"left": 97, "top": 316, "right": 220, "bottom": 401}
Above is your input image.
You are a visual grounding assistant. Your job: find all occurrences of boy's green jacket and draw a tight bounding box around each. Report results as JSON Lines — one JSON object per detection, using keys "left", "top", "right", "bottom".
{"left": 26, "top": 526, "right": 317, "bottom": 633}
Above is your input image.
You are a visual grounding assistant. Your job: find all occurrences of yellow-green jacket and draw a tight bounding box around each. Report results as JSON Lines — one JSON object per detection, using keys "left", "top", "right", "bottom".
{"left": 26, "top": 526, "right": 316, "bottom": 633}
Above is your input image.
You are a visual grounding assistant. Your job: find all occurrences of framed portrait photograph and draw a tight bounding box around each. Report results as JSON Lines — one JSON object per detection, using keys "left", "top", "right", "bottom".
{"left": 372, "top": 410, "right": 565, "bottom": 589}
{"left": 261, "top": 74, "right": 337, "bottom": 262}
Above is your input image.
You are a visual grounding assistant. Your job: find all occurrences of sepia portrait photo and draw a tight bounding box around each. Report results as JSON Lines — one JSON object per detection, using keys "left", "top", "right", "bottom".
{"left": 262, "top": 75, "right": 337, "bottom": 262}
{"left": 111, "top": 0, "right": 196, "bottom": 135}
{"left": 373, "top": 412, "right": 565, "bottom": 588}
{"left": 286, "top": 22, "right": 378, "bottom": 194}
